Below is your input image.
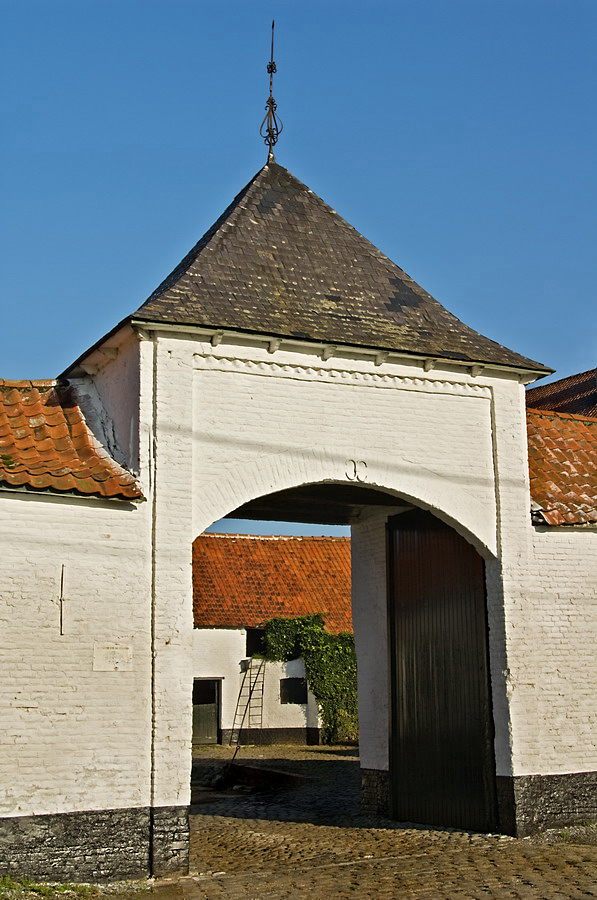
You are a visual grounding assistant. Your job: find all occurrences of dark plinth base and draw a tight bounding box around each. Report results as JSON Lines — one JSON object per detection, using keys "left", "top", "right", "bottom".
{"left": 361, "top": 769, "right": 597, "bottom": 836}
{"left": 361, "top": 769, "right": 390, "bottom": 815}
{"left": 219, "top": 726, "right": 321, "bottom": 746}
{"left": 0, "top": 805, "right": 189, "bottom": 882}
{"left": 150, "top": 806, "right": 189, "bottom": 876}
{"left": 497, "top": 771, "right": 597, "bottom": 836}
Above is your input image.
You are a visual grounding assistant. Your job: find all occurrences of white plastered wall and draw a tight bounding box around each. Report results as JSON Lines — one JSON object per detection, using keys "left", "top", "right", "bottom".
{"left": 351, "top": 510, "right": 391, "bottom": 771}
{"left": 192, "top": 629, "right": 318, "bottom": 733}
{"left": 192, "top": 628, "right": 244, "bottom": 732}
{"left": 71, "top": 326, "right": 141, "bottom": 472}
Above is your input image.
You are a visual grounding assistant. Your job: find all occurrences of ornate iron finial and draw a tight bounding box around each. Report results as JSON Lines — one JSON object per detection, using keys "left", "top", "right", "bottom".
{"left": 260, "top": 20, "right": 283, "bottom": 159}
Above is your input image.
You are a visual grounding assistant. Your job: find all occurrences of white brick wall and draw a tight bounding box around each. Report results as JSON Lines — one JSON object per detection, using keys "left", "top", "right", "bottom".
{"left": 150, "top": 336, "right": 196, "bottom": 809}
{"left": 155, "top": 334, "right": 533, "bottom": 794}
{"left": 3, "top": 324, "right": 595, "bottom": 829}
{"left": 71, "top": 326, "right": 141, "bottom": 472}
{"left": 0, "top": 491, "right": 151, "bottom": 817}
{"left": 190, "top": 345, "right": 498, "bottom": 555}
{"left": 508, "top": 526, "right": 597, "bottom": 775}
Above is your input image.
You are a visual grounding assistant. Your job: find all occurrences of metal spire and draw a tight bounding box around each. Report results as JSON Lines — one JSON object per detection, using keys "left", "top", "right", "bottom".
{"left": 260, "top": 20, "right": 283, "bottom": 159}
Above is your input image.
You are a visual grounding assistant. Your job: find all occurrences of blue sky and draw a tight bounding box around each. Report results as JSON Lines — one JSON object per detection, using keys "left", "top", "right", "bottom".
{"left": 1, "top": 0, "right": 594, "bottom": 385}
{"left": 2, "top": 0, "right": 593, "bottom": 536}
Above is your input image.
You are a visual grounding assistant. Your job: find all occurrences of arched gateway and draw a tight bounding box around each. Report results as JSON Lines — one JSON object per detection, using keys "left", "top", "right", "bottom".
{"left": 1, "top": 156, "right": 595, "bottom": 881}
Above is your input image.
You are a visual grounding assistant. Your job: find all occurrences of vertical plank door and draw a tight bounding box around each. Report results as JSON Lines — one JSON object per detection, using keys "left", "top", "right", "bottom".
{"left": 388, "top": 512, "right": 498, "bottom": 832}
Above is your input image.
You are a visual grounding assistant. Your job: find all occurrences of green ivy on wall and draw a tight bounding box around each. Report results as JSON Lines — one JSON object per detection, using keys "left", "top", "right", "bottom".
{"left": 260, "top": 614, "right": 358, "bottom": 744}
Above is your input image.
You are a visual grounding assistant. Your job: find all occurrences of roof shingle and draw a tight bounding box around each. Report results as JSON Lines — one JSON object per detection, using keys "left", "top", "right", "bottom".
{"left": 134, "top": 160, "right": 550, "bottom": 373}
{"left": 193, "top": 533, "right": 352, "bottom": 633}
{"left": 0, "top": 380, "right": 143, "bottom": 501}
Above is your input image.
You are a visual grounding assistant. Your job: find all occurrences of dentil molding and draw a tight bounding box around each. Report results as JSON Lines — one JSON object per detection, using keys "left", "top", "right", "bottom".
{"left": 193, "top": 354, "right": 492, "bottom": 399}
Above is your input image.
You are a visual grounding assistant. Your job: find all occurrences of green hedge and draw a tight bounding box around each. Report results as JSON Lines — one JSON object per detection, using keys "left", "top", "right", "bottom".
{"left": 260, "top": 614, "right": 358, "bottom": 744}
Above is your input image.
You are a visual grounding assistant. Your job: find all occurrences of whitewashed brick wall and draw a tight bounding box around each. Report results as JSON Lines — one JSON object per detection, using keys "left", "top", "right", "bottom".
{"left": 508, "top": 527, "right": 597, "bottom": 775}
{"left": 189, "top": 342, "right": 499, "bottom": 555}
{"left": 70, "top": 326, "right": 141, "bottom": 472}
{"left": 0, "top": 491, "right": 151, "bottom": 817}
{"left": 150, "top": 336, "right": 196, "bottom": 809}
{"left": 89, "top": 328, "right": 141, "bottom": 472}
{"left": 3, "top": 323, "right": 595, "bottom": 830}
{"left": 175, "top": 335, "right": 523, "bottom": 790}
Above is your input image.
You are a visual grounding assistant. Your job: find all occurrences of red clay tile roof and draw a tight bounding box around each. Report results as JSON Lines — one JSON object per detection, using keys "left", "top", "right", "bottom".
{"left": 526, "top": 368, "right": 597, "bottom": 418}
{"left": 193, "top": 533, "right": 352, "bottom": 633}
{"left": 527, "top": 408, "right": 597, "bottom": 526}
{"left": 0, "top": 380, "right": 144, "bottom": 501}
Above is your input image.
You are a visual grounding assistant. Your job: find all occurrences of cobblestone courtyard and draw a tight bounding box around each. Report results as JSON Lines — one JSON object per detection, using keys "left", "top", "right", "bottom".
{"left": 148, "top": 745, "right": 597, "bottom": 899}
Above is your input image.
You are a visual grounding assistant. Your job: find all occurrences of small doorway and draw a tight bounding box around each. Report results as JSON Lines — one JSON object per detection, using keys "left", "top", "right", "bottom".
{"left": 388, "top": 510, "right": 498, "bottom": 832}
{"left": 192, "top": 679, "right": 220, "bottom": 745}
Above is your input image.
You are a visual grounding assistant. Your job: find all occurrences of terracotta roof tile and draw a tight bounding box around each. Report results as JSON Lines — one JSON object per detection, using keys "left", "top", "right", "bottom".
{"left": 193, "top": 533, "right": 352, "bottom": 633}
{"left": 527, "top": 369, "right": 597, "bottom": 418}
{"left": 0, "top": 380, "right": 144, "bottom": 502}
{"left": 527, "top": 408, "right": 597, "bottom": 526}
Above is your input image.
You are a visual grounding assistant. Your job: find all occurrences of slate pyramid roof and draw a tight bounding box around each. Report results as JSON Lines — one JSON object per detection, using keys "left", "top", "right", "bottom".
{"left": 133, "top": 159, "right": 550, "bottom": 372}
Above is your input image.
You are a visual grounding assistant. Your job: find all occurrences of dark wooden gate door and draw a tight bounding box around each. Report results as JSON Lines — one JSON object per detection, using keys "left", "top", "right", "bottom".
{"left": 387, "top": 511, "right": 497, "bottom": 832}
{"left": 192, "top": 679, "right": 219, "bottom": 745}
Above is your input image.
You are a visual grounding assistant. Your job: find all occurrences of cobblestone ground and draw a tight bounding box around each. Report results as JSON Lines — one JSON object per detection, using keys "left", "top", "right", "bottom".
{"left": 149, "top": 745, "right": 597, "bottom": 900}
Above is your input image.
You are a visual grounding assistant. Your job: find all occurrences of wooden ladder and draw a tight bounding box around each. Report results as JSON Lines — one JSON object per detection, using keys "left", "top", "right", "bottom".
{"left": 229, "top": 658, "right": 265, "bottom": 749}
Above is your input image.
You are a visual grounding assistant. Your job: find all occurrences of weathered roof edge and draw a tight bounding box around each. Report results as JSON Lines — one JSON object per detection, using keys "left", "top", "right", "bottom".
{"left": 526, "top": 406, "right": 597, "bottom": 424}
{"left": 62, "top": 314, "right": 554, "bottom": 381}
{"left": 142, "top": 164, "right": 267, "bottom": 306}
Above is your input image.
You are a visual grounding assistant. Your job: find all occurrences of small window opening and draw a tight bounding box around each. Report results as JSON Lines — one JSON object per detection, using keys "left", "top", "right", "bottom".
{"left": 280, "top": 677, "right": 308, "bottom": 705}
{"left": 246, "top": 627, "right": 266, "bottom": 657}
